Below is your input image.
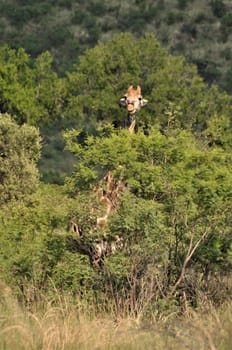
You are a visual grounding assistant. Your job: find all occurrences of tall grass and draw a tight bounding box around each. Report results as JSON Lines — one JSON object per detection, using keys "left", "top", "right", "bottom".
{"left": 0, "top": 281, "right": 231, "bottom": 350}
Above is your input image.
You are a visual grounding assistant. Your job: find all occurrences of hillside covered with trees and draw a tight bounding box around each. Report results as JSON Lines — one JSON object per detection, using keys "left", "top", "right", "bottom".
{"left": 1, "top": 0, "right": 232, "bottom": 183}
{"left": 0, "top": 0, "right": 232, "bottom": 93}
{"left": 0, "top": 31, "right": 231, "bottom": 348}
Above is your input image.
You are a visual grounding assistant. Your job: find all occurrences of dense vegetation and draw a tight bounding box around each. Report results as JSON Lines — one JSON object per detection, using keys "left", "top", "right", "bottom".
{"left": 0, "top": 15, "right": 231, "bottom": 350}
{"left": 0, "top": 0, "right": 232, "bottom": 94}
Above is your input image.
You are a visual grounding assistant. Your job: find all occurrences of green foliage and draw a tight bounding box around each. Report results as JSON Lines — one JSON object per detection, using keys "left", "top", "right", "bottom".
{"left": 220, "top": 12, "right": 232, "bottom": 40}
{"left": 65, "top": 127, "right": 232, "bottom": 307}
{"left": 52, "top": 252, "right": 95, "bottom": 293}
{"left": 221, "top": 12, "right": 232, "bottom": 27}
{"left": 0, "top": 26, "right": 231, "bottom": 315}
{"left": 33, "top": 51, "right": 67, "bottom": 123}
{"left": 0, "top": 114, "right": 41, "bottom": 205}
{"left": 177, "top": 0, "right": 189, "bottom": 10}
{"left": 0, "top": 46, "right": 66, "bottom": 125}
{"left": 65, "top": 33, "right": 232, "bottom": 135}
{"left": 0, "top": 184, "right": 95, "bottom": 297}
{"left": 210, "top": 0, "right": 227, "bottom": 18}
{"left": 0, "top": 46, "right": 69, "bottom": 182}
{"left": 0, "top": 2, "right": 53, "bottom": 28}
{"left": 0, "top": 0, "right": 231, "bottom": 95}
{"left": 0, "top": 46, "right": 38, "bottom": 124}
{"left": 223, "top": 65, "right": 232, "bottom": 92}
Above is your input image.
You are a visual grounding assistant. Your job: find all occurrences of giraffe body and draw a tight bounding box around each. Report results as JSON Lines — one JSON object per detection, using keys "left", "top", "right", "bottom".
{"left": 68, "top": 169, "right": 125, "bottom": 268}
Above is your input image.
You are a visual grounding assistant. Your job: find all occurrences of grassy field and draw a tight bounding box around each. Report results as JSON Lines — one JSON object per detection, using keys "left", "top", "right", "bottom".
{"left": 0, "top": 283, "right": 231, "bottom": 350}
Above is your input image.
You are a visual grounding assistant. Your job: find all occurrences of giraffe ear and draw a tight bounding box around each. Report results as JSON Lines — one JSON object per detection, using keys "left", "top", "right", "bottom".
{"left": 136, "top": 85, "right": 141, "bottom": 95}
{"left": 119, "top": 96, "right": 127, "bottom": 107}
{"left": 141, "top": 98, "right": 148, "bottom": 106}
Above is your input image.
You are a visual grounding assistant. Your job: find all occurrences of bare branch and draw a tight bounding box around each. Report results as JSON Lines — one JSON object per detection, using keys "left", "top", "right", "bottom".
{"left": 170, "top": 224, "right": 212, "bottom": 295}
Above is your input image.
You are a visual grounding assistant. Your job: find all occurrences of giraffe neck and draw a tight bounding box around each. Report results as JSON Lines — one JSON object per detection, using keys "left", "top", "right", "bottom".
{"left": 127, "top": 112, "right": 137, "bottom": 133}
{"left": 96, "top": 170, "right": 124, "bottom": 226}
{"left": 128, "top": 119, "right": 136, "bottom": 133}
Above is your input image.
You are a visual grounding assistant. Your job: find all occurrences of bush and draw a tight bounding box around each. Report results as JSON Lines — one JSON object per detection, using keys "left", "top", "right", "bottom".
{"left": 177, "top": 0, "right": 189, "bottom": 10}
{"left": 220, "top": 13, "right": 232, "bottom": 40}
{"left": 221, "top": 12, "right": 232, "bottom": 27}
{"left": 65, "top": 126, "right": 232, "bottom": 308}
{"left": 224, "top": 66, "right": 232, "bottom": 92}
{"left": 221, "top": 47, "right": 231, "bottom": 60}
{"left": 87, "top": 1, "right": 106, "bottom": 16}
{"left": 166, "top": 11, "right": 183, "bottom": 25}
{"left": 210, "top": 0, "right": 227, "bottom": 18}
{"left": 0, "top": 114, "right": 41, "bottom": 205}
{"left": 0, "top": 184, "right": 74, "bottom": 296}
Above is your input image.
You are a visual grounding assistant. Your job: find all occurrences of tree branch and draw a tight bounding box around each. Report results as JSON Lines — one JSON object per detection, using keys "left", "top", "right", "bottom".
{"left": 170, "top": 224, "right": 212, "bottom": 295}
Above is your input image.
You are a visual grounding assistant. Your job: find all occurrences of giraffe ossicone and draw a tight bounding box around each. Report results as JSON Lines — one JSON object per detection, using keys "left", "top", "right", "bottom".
{"left": 119, "top": 85, "right": 148, "bottom": 132}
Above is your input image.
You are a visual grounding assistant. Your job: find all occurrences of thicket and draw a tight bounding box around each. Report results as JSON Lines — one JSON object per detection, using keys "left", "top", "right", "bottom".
{"left": 0, "top": 0, "right": 232, "bottom": 93}
{"left": 0, "top": 114, "right": 41, "bottom": 205}
{"left": 1, "top": 32, "right": 231, "bottom": 180}
{"left": 0, "top": 34, "right": 231, "bottom": 323}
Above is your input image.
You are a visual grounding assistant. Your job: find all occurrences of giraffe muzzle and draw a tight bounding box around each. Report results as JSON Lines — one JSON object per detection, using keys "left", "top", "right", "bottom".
{"left": 127, "top": 104, "right": 135, "bottom": 113}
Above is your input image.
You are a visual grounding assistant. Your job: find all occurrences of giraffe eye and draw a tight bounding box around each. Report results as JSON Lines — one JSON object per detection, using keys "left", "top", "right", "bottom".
{"left": 138, "top": 97, "right": 142, "bottom": 101}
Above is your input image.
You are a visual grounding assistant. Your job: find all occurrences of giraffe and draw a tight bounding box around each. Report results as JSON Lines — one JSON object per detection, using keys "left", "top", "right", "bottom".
{"left": 68, "top": 169, "right": 126, "bottom": 268}
{"left": 67, "top": 86, "right": 148, "bottom": 266}
{"left": 96, "top": 170, "right": 124, "bottom": 226}
{"left": 119, "top": 85, "right": 148, "bottom": 133}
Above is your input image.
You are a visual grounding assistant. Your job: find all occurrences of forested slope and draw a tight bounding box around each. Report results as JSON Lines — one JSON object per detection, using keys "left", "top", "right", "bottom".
{"left": 0, "top": 10, "right": 232, "bottom": 345}
{"left": 0, "top": 0, "right": 232, "bottom": 93}
{"left": 0, "top": 32, "right": 231, "bottom": 182}
{"left": 1, "top": 0, "right": 232, "bottom": 183}
{"left": 0, "top": 34, "right": 231, "bottom": 321}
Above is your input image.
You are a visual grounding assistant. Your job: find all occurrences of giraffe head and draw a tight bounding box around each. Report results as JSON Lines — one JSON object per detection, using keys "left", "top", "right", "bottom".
{"left": 119, "top": 85, "right": 148, "bottom": 117}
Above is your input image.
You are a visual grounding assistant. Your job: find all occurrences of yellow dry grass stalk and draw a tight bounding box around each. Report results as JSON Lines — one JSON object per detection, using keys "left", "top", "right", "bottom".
{"left": 0, "top": 282, "right": 231, "bottom": 350}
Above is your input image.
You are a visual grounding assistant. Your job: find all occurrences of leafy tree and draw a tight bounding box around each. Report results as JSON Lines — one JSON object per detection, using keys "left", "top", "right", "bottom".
{"left": 0, "top": 46, "right": 38, "bottom": 124}
{"left": 0, "top": 113, "right": 41, "bottom": 206}
{"left": 33, "top": 51, "right": 67, "bottom": 123}
{"left": 1, "top": 0, "right": 232, "bottom": 95}
{"left": 0, "top": 46, "right": 69, "bottom": 182}
{"left": 65, "top": 126, "right": 232, "bottom": 308}
{"left": 0, "top": 183, "right": 96, "bottom": 299}
{"left": 221, "top": 12, "right": 232, "bottom": 41}
{"left": 210, "top": 0, "right": 227, "bottom": 18}
{"left": 0, "top": 31, "right": 231, "bottom": 314}
{"left": 65, "top": 33, "right": 232, "bottom": 134}
{"left": 0, "top": 46, "right": 66, "bottom": 125}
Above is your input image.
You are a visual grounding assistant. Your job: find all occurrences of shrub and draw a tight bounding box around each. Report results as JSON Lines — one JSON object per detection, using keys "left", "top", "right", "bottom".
{"left": 0, "top": 114, "right": 41, "bottom": 205}
{"left": 221, "top": 12, "right": 232, "bottom": 27}
{"left": 177, "top": 0, "right": 189, "bottom": 10}
{"left": 210, "top": 0, "right": 227, "bottom": 18}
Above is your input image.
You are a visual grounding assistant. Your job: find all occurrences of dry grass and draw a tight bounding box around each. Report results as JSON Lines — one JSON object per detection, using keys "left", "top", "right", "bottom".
{"left": 0, "top": 283, "right": 231, "bottom": 350}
